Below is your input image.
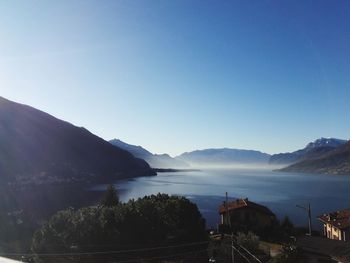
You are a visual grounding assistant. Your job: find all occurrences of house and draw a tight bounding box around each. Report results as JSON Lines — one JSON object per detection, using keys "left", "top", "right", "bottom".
{"left": 218, "top": 198, "right": 276, "bottom": 231}
{"left": 318, "top": 209, "right": 350, "bottom": 241}
{"left": 297, "top": 236, "right": 350, "bottom": 263}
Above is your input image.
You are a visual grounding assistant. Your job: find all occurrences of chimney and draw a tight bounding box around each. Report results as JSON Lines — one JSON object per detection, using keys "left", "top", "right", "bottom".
{"left": 329, "top": 212, "right": 338, "bottom": 221}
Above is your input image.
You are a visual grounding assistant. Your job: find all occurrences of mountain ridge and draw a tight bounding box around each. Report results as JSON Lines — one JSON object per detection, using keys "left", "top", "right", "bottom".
{"left": 109, "top": 139, "right": 189, "bottom": 168}
{"left": 0, "top": 96, "right": 155, "bottom": 185}
{"left": 269, "top": 138, "right": 347, "bottom": 166}
{"left": 280, "top": 141, "right": 350, "bottom": 175}
{"left": 176, "top": 148, "right": 271, "bottom": 167}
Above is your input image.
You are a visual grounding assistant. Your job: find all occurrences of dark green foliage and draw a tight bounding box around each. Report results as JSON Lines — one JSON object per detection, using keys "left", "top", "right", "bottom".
{"left": 31, "top": 194, "right": 207, "bottom": 263}
{"left": 208, "top": 237, "right": 232, "bottom": 263}
{"left": 280, "top": 216, "right": 294, "bottom": 236}
{"left": 271, "top": 216, "right": 296, "bottom": 242}
{"left": 99, "top": 184, "right": 119, "bottom": 207}
{"left": 0, "top": 210, "right": 35, "bottom": 255}
{"left": 258, "top": 216, "right": 296, "bottom": 243}
{"left": 273, "top": 245, "right": 304, "bottom": 263}
{"left": 236, "top": 231, "right": 259, "bottom": 252}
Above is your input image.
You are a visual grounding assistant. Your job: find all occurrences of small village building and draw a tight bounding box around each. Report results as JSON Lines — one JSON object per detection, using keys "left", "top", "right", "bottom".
{"left": 218, "top": 198, "right": 276, "bottom": 231}
{"left": 318, "top": 209, "right": 350, "bottom": 241}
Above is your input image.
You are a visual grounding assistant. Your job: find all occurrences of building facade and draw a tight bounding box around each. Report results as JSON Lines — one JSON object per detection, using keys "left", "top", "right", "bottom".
{"left": 318, "top": 209, "right": 350, "bottom": 241}
{"left": 218, "top": 198, "right": 276, "bottom": 231}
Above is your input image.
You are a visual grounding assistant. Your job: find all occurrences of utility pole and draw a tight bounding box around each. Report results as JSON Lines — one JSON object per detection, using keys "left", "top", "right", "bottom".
{"left": 231, "top": 233, "right": 234, "bottom": 263}
{"left": 308, "top": 203, "right": 312, "bottom": 236}
{"left": 225, "top": 192, "right": 231, "bottom": 229}
{"left": 226, "top": 192, "right": 229, "bottom": 226}
{"left": 225, "top": 192, "right": 234, "bottom": 263}
{"left": 296, "top": 203, "right": 312, "bottom": 236}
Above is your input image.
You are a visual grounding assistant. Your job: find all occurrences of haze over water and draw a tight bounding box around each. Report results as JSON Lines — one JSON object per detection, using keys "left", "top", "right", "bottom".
{"left": 93, "top": 168, "right": 350, "bottom": 230}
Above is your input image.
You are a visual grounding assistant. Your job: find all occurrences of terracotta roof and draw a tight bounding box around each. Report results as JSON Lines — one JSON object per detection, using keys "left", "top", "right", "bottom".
{"left": 218, "top": 198, "right": 275, "bottom": 216}
{"left": 318, "top": 209, "right": 350, "bottom": 230}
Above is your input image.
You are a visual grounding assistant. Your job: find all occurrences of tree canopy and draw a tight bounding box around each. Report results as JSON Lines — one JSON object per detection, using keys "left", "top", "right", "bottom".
{"left": 99, "top": 184, "right": 119, "bottom": 207}
{"left": 31, "top": 193, "right": 207, "bottom": 263}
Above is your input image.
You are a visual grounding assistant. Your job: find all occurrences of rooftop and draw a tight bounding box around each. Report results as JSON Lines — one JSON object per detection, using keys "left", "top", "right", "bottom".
{"left": 218, "top": 198, "right": 275, "bottom": 216}
{"left": 297, "top": 236, "right": 350, "bottom": 260}
{"left": 318, "top": 208, "right": 350, "bottom": 230}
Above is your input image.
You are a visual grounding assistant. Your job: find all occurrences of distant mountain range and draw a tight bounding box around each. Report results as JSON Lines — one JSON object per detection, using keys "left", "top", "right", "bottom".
{"left": 109, "top": 139, "right": 189, "bottom": 168}
{"left": 280, "top": 140, "right": 350, "bottom": 175}
{"left": 176, "top": 148, "right": 271, "bottom": 167}
{"left": 111, "top": 137, "right": 350, "bottom": 175}
{"left": 1, "top": 96, "right": 349, "bottom": 181}
{"left": 0, "top": 97, "right": 154, "bottom": 185}
{"left": 269, "top": 138, "right": 347, "bottom": 166}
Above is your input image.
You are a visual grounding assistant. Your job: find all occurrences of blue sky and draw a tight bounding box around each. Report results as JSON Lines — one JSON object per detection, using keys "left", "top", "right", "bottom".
{"left": 0, "top": 0, "right": 349, "bottom": 156}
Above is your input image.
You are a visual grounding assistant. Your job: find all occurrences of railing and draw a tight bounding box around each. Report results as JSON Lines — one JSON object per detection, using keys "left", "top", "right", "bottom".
{"left": 221, "top": 234, "right": 264, "bottom": 263}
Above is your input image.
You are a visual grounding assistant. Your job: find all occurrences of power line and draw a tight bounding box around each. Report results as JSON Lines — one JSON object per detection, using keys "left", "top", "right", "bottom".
{"left": 117, "top": 248, "right": 209, "bottom": 263}
{"left": 0, "top": 241, "right": 209, "bottom": 257}
{"left": 223, "top": 233, "right": 262, "bottom": 263}
{"left": 237, "top": 244, "right": 262, "bottom": 263}
{"left": 230, "top": 244, "right": 252, "bottom": 263}
{"left": 228, "top": 243, "right": 263, "bottom": 263}
{"left": 31, "top": 240, "right": 203, "bottom": 249}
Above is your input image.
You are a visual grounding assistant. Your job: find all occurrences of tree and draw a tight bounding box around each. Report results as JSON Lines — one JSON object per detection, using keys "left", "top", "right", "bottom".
{"left": 279, "top": 216, "right": 295, "bottom": 240}
{"left": 281, "top": 216, "right": 294, "bottom": 232}
{"left": 99, "top": 184, "right": 119, "bottom": 207}
{"left": 31, "top": 194, "right": 207, "bottom": 263}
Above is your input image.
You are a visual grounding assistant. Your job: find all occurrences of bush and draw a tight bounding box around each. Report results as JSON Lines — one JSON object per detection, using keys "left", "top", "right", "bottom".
{"left": 236, "top": 231, "right": 259, "bottom": 252}
{"left": 272, "top": 244, "right": 304, "bottom": 263}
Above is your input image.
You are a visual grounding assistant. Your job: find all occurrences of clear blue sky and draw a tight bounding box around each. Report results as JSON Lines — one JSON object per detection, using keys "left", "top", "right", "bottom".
{"left": 0, "top": 0, "right": 349, "bottom": 156}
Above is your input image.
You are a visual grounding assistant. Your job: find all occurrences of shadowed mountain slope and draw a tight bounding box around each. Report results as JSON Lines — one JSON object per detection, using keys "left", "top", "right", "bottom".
{"left": 0, "top": 97, "right": 154, "bottom": 184}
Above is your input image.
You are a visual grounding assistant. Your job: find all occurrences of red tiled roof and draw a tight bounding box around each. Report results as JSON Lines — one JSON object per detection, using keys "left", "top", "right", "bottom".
{"left": 218, "top": 198, "right": 275, "bottom": 216}
{"left": 318, "top": 209, "right": 350, "bottom": 230}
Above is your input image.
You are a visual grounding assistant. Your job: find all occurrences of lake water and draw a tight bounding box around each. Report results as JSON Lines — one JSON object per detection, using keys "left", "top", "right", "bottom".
{"left": 92, "top": 168, "right": 350, "bottom": 231}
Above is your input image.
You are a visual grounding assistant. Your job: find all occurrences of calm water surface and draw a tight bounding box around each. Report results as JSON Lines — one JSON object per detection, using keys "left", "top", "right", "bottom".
{"left": 92, "top": 168, "right": 350, "bottom": 230}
